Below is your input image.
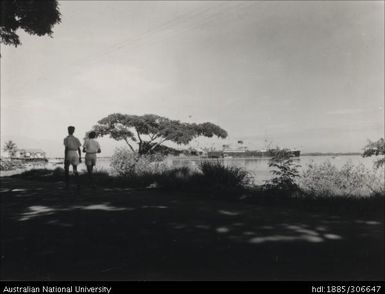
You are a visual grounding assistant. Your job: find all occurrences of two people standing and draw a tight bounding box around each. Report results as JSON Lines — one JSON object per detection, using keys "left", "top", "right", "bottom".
{"left": 63, "top": 126, "right": 101, "bottom": 188}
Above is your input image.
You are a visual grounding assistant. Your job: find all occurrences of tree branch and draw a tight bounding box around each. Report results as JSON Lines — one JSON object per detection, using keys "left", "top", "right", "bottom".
{"left": 148, "top": 133, "right": 160, "bottom": 144}
{"left": 135, "top": 128, "right": 143, "bottom": 143}
{"left": 146, "top": 132, "right": 182, "bottom": 154}
{"left": 142, "top": 137, "right": 169, "bottom": 155}
{"left": 123, "top": 138, "right": 136, "bottom": 153}
{"left": 135, "top": 128, "right": 143, "bottom": 153}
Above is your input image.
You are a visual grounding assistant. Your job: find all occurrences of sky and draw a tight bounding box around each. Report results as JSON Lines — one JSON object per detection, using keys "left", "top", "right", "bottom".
{"left": 1, "top": 1, "right": 384, "bottom": 157}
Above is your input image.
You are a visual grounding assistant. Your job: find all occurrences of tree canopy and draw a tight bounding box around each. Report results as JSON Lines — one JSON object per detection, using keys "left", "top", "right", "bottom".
{"left": 0, "top": 0, "right": 61, "bottom": 47}
{"left": 93, "top": 113, "right": 228, "bottom": 155}
{"left": 3, "top": 140, "right": 17, "bottom": 157}
{"left": 362, "top": 138, "right": 385, "bottom": 168}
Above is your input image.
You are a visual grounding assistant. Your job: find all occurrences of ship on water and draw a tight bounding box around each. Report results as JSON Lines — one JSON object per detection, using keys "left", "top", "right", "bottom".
{"left": 207, "top": 144, "right": 300, "bottom": 158}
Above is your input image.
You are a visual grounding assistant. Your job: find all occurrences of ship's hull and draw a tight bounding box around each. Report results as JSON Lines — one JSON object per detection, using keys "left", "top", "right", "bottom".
{"left": 208, "top": 150, "right": 301, "bottom": 158}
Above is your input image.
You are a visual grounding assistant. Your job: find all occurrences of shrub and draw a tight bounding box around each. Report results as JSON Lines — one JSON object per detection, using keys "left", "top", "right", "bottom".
{"left": 195, "top": 160, "right": 252, "bottom": 190}
{"left": 110, "top": 147, "right": 167, "bottom": 176}
{"left": 150, "top": 162, "right": 252, "bottom": 193}
{"left": 362, "top": 138, "right": 385, "bottom": 169}
{"left": 52, "top": 167, "right": 65, "bottom": 177}
{"left": 263, "top": 149, "right": 300, "bottom": 193}
{"left": 0, "top": 158, "right": 24, "bottom": 171}
{"left": 299, "top": 160, "right": 385, "bottom": 197}
{"left": 154, "top": 167, "right": 194, "bottom": 189}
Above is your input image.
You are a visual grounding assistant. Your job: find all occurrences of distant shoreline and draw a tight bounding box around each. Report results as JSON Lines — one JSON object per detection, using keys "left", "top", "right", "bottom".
{"left": 301, "top": 152, "right": 362, "bottom": 156}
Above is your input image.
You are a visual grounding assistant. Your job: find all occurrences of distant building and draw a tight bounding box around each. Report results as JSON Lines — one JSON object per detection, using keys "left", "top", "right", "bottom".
{"left": 15, "top": 148, "right": 46, "bottom": 159}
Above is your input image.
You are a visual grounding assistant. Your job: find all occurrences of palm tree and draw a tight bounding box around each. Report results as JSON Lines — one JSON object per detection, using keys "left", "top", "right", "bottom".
{"left": 3, "top": 140, "right": 18, "bottom": 157}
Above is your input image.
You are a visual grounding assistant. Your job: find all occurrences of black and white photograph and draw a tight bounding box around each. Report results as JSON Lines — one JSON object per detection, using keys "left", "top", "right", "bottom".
{"left": 0, "top": 0, "right": 384, "bottom": 284}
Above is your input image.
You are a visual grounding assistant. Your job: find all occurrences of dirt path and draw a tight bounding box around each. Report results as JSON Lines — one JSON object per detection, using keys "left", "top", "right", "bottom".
{"left": 1, "top": 178, "right": 383, "bottom": 280}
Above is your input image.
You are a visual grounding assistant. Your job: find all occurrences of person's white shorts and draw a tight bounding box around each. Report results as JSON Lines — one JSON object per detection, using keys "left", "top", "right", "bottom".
{"left": 66, "top": 150, "right": 79, "bottom": 166}
{"left": 85, "top": 153, "right": 97, "bottom": 166}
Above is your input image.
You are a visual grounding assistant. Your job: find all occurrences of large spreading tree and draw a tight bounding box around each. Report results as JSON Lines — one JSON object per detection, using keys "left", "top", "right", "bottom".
{"left": 0, "top": 0, "right": 61, "bottom": 47}
{"left": 93, "top": 113, "right": 228, "bottom": 155}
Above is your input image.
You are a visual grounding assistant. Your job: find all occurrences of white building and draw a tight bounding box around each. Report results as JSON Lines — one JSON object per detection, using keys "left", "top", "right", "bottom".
{"left": 15, "top": 148, "right": 46, "bottom": 159}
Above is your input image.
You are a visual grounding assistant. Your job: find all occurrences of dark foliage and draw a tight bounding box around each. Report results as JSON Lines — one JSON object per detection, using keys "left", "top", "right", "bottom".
{"left": 3, "top": 140, "right": 17, "bottom": 157}
{"left": 196, "top": 161, "right": 252, "bottom": 190}
{"left": 263, "top": 149, "right": 300, "bottom": 193}
{"left": 1, "top": 0, "right": 61, "bottom": 47}
{"left": 140, "top": 142, "right": 183, "bottom": 156}
{"left": 0, "top": 158, "right": 24, "bottom": 171}
{"left": 362, "top": 138, "right": 385, "bottom": 168}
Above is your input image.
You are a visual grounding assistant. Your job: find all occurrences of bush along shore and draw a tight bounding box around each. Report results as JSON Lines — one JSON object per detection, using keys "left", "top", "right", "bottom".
{"left": 0, "top": 158, "right": 25, "bottom": 171}
{"left": 9, "top": 150, "right": 385, "bottom": 211}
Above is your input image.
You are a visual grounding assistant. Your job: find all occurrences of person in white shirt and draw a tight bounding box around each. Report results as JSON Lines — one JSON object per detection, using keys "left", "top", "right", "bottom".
{"left": 64, "top": 126, "right": 82, "bottom": 188}
{"left": 83, "top": 131, "right": 101, "bottom": 178}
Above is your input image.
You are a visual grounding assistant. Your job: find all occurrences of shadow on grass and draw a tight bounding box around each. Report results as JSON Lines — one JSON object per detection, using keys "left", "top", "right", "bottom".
{"left": 1, "top": 175, "right": 384, "bottom": 280}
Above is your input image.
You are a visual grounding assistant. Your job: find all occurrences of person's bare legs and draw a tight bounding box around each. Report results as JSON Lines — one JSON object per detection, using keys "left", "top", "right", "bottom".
{"left": 64, "top": 161, "right": 70, "bottom": 188}
{"left": 87, "top": 165, "right": 93, "bottom": 176}
{"left": 87, "top": 164, "right": 94, "bottom": 186}
{"left": 73, "top": 164, "right": 80, "bottom": 189}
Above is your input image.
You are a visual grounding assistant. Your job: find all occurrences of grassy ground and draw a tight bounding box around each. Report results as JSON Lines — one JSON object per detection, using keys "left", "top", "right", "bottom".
{"left": 0, "top": 176, "right": 384, "bottom": 281}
